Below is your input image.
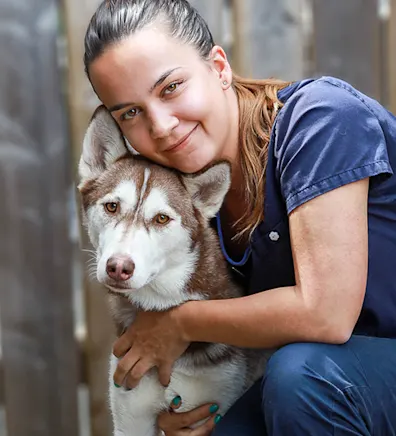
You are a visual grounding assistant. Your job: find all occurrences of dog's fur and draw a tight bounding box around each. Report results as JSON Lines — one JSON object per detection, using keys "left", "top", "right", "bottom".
{"left": 78, "top": 106, "right": 267, "bottom": 436}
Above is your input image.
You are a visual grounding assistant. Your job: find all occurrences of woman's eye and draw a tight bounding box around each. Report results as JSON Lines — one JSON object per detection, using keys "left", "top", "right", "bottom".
{"left": 122, "top": 108, "right": 140, "bottom": 120}
{"left": 154, "top": 214, "right": 171, "bottom": 225}
{"left": 105, "top": 202, "right": 119, "bottom": 214}
{"left": 163, "top": 82, "right": 181, "bottom": 95}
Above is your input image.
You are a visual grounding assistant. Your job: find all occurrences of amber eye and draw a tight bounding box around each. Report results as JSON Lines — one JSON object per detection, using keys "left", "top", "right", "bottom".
{"left": 105, "top": 202, "right": 119, "bottom": 214}
{"left": 155, "top": 214, "right": 170, "bottom": 225}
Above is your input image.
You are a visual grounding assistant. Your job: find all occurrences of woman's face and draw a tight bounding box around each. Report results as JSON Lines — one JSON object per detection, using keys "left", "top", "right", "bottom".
{"left": 89, "top": 26, "right": 238, "bottom": 173}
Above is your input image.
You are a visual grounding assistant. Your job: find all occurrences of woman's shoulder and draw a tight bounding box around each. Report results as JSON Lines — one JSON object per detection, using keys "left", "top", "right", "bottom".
{"left": 274, "top": 76, "right": 388, "bottom": 156}
{"left": 277, "top": 76, "right": 378, "bottom": 124}
{"left": 272, "top": 76, "right": 393, "bottom": 215}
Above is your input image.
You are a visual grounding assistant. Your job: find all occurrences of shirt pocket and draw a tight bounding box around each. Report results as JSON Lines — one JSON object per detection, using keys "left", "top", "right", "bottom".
{"left": 249, "top": 218, "right": 296, "bottom": 293}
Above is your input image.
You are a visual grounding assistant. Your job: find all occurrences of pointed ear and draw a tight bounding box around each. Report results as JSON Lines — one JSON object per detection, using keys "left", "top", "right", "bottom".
{"left": 182, "top": 162, "right": 231, "bottom": 219}
{"left": 78, "top": 105, "right": 129, "bottom": 187}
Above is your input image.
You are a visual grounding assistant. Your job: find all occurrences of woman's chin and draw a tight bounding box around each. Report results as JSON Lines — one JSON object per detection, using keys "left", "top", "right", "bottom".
{"left": 172, "top": 155, "right": 214, "bottom": 174}
{"left": 176, "top": 162, "right": 208, "bottom": 174}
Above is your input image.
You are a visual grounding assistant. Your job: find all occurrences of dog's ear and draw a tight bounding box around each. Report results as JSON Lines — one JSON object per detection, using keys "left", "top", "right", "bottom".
{"left": 182, "top": 161, "right": 231, "bottom": 219}
{"left": 78, "top": 105, "right": 129, "bottom": 187}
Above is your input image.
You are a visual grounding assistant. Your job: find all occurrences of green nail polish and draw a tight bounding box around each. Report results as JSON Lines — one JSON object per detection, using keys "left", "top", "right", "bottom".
{"left": 209, "top": 404, "right": 219, "bottom": 414}
{"left": 214, "top": 414, "right": 222, "bottom": 425}
{"left": 114, "top": 382, "right": 121, "bottom": 388}
{"left": 172, "top": 396, "right": 181, "bottom": 406}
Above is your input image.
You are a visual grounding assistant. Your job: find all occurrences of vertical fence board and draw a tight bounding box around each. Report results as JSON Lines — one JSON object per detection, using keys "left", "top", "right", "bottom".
{"left": 62, "top": 0, "right": 114, "bottom": 435}
{"left": 0, "top": 1, "right": 79, "bottom": 435}
{"left": 231, "top": 0, "right": 305, "bottom": 80}
{"left": 378, "top": 1, "right": 390, "bottom": 107}
{"left": 389, "top": 0, "right": 396, "bottom": 113}
{"left": 312, "top": 0, "right": 381, "bottom": 100}
{"left": 190, "top": 0, "right": 228, "bottom": 48}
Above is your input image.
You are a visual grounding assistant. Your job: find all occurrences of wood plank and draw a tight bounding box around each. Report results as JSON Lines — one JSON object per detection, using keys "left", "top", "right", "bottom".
{"left": 378, "top": 0, "right": 390, "bottom": 107}
{"left": 0, "top": 359, "right": 4, "bottom": 405}
{"left": 0, "top": 340, "right": 87, "bottom": 406}
{"left": 189, "top": 0, "right": 227, "bottom": 49}
{"left": 0, "top": 1, "right": 79, "bottom": 435}
{"left": 312, "top": 0, "right": 381, "bottom": 100}
{"left": 62, "top": 1, "right": 115, "bottom": 435}
{"left": 231, "top": 0, "right": 305, "bottom": 80}
{"left": 389, "top": 0, "right": 396, "bottom": 113}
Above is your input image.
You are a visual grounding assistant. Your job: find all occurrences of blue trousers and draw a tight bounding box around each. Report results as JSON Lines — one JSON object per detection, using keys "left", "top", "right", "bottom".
{"left": 212, "top": 336, "right": 396, "bottom": 435}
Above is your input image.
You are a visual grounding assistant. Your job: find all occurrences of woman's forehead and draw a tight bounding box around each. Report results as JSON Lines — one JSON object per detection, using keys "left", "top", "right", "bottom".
{"left": 89, "top": 28, "right": 204, "bottom": 102}
{"left": 91, "top": 28, "right": 202, "bottom": 77}
{"left": 89, "top": 29, "right": 201, "bottom": 82}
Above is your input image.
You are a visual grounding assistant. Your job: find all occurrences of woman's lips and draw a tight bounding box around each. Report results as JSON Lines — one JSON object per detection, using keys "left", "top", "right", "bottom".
{"left": 165, "top": 125, "right": 198, "bottom": 153}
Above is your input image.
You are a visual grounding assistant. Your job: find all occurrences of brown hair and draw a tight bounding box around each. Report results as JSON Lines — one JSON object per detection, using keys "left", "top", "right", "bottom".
{"left": 84, "top": 0, "right": 214, "bottom": 77}
{"left": 232, "top": 74, "right": 291, "bottom": 240}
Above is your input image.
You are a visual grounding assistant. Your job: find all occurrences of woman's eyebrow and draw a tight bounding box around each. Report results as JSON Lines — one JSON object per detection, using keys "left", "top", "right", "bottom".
{"left": 108, "top": 67, "right": 182, "bottom": 113}
{"left": 149, "top": 67, "right": 181, "bottom": 92}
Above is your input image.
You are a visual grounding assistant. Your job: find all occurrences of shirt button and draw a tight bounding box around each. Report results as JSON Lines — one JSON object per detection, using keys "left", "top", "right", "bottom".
{"left": 269, "top": 231, "right": 280, "bottom": 242}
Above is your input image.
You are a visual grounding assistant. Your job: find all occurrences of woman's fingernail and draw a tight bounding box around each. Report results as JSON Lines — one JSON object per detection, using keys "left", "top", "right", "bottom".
{"left": 209, "top": 404, "right": 219, "bottom": 414}
{"left": 172, "top": 396, "right": 181, "bottom": 406}
{"left": 114, "top": 382, "right": 121, "bottom": 388}
{"left": 214, "top": 414, "right": 222, "bottom": 425}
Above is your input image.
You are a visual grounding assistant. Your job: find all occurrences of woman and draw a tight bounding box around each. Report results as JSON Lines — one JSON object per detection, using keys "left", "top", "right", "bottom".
{"left": 83, "top": 0, "right": 396, "bottom": 434}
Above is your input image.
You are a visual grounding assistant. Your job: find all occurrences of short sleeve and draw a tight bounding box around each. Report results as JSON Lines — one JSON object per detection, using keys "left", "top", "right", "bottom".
{"left": 274, "top": 79, "right": 393, "bottom": 214}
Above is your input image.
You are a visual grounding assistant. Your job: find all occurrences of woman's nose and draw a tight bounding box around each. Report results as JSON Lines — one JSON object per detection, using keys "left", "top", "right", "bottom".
{"left": 149, "top": 108, "right": 179, "bottom": 139}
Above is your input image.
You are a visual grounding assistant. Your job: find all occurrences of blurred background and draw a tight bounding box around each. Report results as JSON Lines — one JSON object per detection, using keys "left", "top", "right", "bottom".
{"left": 0, "top": 0, "right": 395, "bottom": 435}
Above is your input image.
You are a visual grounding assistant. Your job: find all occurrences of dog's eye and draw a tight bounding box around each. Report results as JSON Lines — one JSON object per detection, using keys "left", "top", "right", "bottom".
{"left": 105, "top": 202, "right": 119, "bottom": 214}
{"left": 154, "top": 214, "right": 170, "bottom": 225}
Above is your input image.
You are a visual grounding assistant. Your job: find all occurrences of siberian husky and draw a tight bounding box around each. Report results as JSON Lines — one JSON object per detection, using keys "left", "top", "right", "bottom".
{"left": 78, "top": 106, "right": 266, "bottom": 435}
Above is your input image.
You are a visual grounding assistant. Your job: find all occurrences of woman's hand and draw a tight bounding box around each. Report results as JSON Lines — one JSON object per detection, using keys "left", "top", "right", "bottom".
{"left": 158, "top": 396, "right": 222, "bottom": 436}
{"left": 112, "top": 307, "right": 190, "bottom": 388}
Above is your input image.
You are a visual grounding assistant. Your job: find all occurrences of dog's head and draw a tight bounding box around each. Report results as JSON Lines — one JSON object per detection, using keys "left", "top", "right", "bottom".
{"left": 78, "top": 106, "right": 231, "bottom": 310}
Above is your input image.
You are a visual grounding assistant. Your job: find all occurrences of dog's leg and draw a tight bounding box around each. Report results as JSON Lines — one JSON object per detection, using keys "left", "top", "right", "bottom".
{"left": 109, "top": 354, "right": 165, "bottom": 436}
{"left": 113, "top": 416, "right": 158, "bottom": 436}
{"left": 110, "top": 383, "right": 160, "bottom": 436}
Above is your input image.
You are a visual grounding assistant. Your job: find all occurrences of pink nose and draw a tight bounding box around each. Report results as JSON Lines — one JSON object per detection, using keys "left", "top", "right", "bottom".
{"left": 106, "top": 255, "right": 135, "bottom": 281}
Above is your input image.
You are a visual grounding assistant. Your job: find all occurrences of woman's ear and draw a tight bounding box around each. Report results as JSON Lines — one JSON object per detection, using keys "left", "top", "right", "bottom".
{"left": 209, "top": 45, "right": 233, "bottom": 89}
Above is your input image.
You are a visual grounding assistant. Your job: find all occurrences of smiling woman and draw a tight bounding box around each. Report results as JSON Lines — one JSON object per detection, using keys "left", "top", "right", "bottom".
{"left": 82, "top": 1, "right": 396, "bottom": 436}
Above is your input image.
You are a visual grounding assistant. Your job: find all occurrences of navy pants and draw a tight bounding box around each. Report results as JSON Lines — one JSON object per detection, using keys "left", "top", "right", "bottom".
{"left": 212, "top": 336, "right": 396, "bottom": 435}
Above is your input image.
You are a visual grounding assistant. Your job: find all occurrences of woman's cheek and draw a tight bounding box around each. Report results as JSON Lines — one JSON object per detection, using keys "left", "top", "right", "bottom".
{"left": 123, "top": 125, "right": 152, "bottom": 154}
{"left": 177, "top": 87, "right": 210, "bottom": 120}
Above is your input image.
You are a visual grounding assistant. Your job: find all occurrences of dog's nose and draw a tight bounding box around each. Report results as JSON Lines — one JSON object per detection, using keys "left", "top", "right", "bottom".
{"left": 106, "top": 255, "right": 135, "bottom": 281}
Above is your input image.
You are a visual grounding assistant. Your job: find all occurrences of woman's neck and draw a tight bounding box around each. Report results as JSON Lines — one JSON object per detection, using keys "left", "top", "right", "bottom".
{"left": 220, "top": 86, "right": 242, "bottom": 188}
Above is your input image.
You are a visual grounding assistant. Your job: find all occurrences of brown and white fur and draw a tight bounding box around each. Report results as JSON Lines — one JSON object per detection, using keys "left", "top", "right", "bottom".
{"left": 78, "top": 106, "right": 267, "bottom": 436}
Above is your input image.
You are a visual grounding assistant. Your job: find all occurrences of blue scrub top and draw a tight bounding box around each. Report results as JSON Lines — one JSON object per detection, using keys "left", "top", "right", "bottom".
{"left": 216, "top": 76, "right": 396, "bottom": 338}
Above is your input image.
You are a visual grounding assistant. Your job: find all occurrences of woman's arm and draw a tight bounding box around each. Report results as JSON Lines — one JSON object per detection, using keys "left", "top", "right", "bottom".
{"left": 177, "top": 178, "right": 369, "bottom": 348}
{"left": 113, "top": 178, "right": 369, "bottom": 387}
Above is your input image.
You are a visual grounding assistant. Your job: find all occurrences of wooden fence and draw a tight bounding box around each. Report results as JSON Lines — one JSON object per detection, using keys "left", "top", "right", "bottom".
{"left": 1, "top": 0, "right": 396, "bottom": 435}
{"left": 0, "top": 0, "right": 79, "bottom": 435}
